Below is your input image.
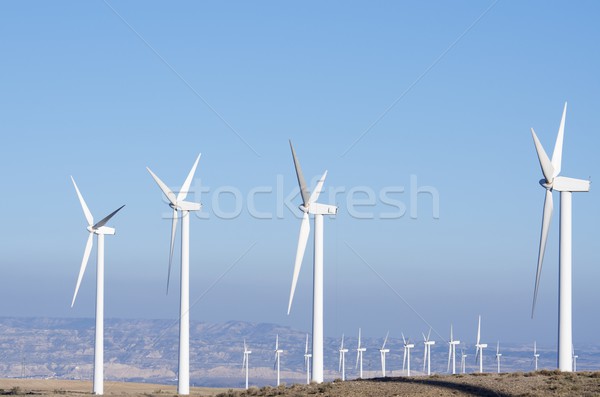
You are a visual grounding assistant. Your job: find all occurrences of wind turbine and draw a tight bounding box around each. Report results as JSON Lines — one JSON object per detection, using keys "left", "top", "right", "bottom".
{"left": 475, "top": 315, "right": 487, "bottom": 373}
{"left": 286, "top": 141, "right": 337, "bottom": 383}
{"left": 530, "top": 103, "right": 590, "bottom": 372}
{"left": 495, "top": 341, "right": 502, "bottom": 373}
{"left": 422, "top": 329, "right": 435, "bottom": 376}
{"left": 355, "top": 328, "right": 366, "bottom": 379}
{"left": 402, "top": 333, "right": 414, "bottom": 376}
{"left": 460, "top": 349, "right": 467, "bottom": 374}
{"left": 447, "top": 324, "right": 460, "bottom": 374}
{"left": 379, "top": 331, "right": 390, "bottom": 377}
{"left": 147, "top": 154, "right": 201, "bottom": 395}
{"left": 572, "top": 345, "right": 578, "bottom": 372}
{"left": 338, "top": 334, "right": 348, "bottom": 381}
{"left": 70, "top": 177, "right": 124, "bottom": 396}
{"left": 304, "top": 334, "right": 311, "bottom": 385}
{"left": 242, "top": 339, "right": 251, "bottom": 390}
{"left": 533, "top": 341, "right": 540, "bottom": 371}
{"left": 274, "top": 334, "right": 283, "bottom": 386}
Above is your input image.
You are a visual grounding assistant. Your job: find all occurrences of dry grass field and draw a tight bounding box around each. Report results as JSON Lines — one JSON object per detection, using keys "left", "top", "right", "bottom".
{"left": 2, "top": 370, "right": 600, "bottom": 397}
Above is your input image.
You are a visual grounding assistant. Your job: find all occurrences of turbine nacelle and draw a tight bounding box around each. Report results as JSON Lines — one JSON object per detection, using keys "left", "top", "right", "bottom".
{"left": 170, "top": 201, "right": 202, "bottom": 212}
{"left": 88, "top": 226, "right": 116, "bottom": 235}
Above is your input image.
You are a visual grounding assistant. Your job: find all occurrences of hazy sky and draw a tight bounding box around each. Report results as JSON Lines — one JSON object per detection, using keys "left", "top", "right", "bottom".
{"left": 1, "top": 1, "right": 599, "bottom": 347}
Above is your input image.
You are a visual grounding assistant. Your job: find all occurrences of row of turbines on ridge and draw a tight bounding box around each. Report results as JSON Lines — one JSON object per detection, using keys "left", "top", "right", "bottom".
{"left": 69, "top": 103, "right": 589, "bottom": 395}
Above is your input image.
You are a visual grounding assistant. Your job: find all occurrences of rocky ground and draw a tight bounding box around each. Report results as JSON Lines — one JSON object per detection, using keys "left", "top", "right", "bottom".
{"left": 3, "top": 370, "right": 600, "bottom": 397}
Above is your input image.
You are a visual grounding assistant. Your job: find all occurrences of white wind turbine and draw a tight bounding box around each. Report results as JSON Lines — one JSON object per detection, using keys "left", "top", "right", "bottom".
{"left": 70, "top": 177, "right": 124, "bottom": 396}
{"left": 286, "top": 141, "right": 337, "bottom": 383}
{"left": 402, "top": 333, "right": 414, "bottom": 376}
{"left": 355, "top": 328, "right": 366, "bottom": 379}
{"left": 460, "top": 349, "right": 467, "bottom": 374}
{"left": 572, "top": 345, "right": 578, "bottom": 372}
{"left": 304, "top": 334, "right": 311, "bottom": 385}
{"left": 274, "top": 334, "right": 283, "bottom": 386}
{"left": 422, "top": 329, "right": 435, "bottom": 376}
{"left": 475, "top": 316, "right": 487, "bottom": 373}
{"left": 242, "top": 339, "right": 251, "bottom": 390}
{"left": 495, "top": 341, "right": 502, "bottom": 373}
{"left": 147, "top": 154, "right": 201, "bottom": 395}
{"left": 447, "top": 324, "right": 460, "bottom": 375}
{"left": 533, "top": 341, "right": 540, "bottom": 371}
{"left": 339, "top": 334, "right": 348, "bottom": 381}
{"left": 380, "top": 331, "right": 390, "bottom": 377}
{"left": 530, "top": 103, "right": 590, "bottom": 371}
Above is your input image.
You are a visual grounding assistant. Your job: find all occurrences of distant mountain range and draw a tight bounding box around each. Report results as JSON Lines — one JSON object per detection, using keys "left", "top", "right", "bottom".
{"left": 0, "top": 317, "right": 598, "bottom": 388}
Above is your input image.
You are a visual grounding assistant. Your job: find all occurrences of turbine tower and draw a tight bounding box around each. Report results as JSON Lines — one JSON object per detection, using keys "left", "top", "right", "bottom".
{"left": 530, "top": 103, "right": 590, "bottom": 371}
{"left": 70, "top": 177, "right": 124, "bottom": 396}
{"left": 355, "top": 328, "right": 366, "bottom": 379}
{"left": 495, "top": 341, "right": 502, "bottom": 373}
{"left": 242, "top": 339, "right": 251, "bottom": 390}
{"left": 422, "top": 329, "right": 435, "bottom": 376}
{"left": 286, "top": 141, "right": 338, "bottom": 384}
{"left": 460, "top": 349, "right": 467, "bottom": 374}
{"left": 402, "top": 333, "right": 414, "bottom": 376}
{"left": 303, "top": 334, "right": 311, "bottom": 385}
{"left": 447, "top": 324, "right": 460, "bottom": 374}
{"left": 475, "top": 316, "right": 487, "bottom": 373}
{"left": 274, "top": 334, "right": 283, "bottom": 386}
{"left": 379, "top": 331, "right": 390, "bottom": 377}
{"left": 338, "top": 334, "right": 348, "bottom": 381}
{"left": 147, "top": 154, "right": 201, "bottom": 395}
{"left": 533, "top": 341, "right": 540, "bottom": 371}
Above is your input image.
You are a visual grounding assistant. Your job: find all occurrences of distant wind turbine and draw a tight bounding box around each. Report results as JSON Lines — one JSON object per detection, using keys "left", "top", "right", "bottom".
{"left": 530, "top": 103, "right": 590, "bottom": 371}
{"left": 242, "top": 339, "right": 251, "bottom": 390}
{"left": 533, "top": 341, "right": 540, "bottom": 371}
{"left": 303, "top": 334, "right": 311, "bottom": 384}
{"left": 572, "top": 345, "right": 578, "bottom": 372}
{"left": 422, "top": 329, "right": 435, "bottom": 376}
{"left": 495, "top": 341, "right": 502, "bottom": 373}
{"left": 380, "top": 331, "right": 390, "bottom": 377}
{"left": 447, "top": 324, "right": 460, "bottom": 374}
{"left": 147, "top": 154, "right": 201, "bottom": 395}
{"left": 274, "top": 334, "right": 283, "bottom": 386}
{"left": 402, "top": 333, "right": 414, "bottom": 377}
{"left": 460, "top": 349, "right": 467, "bottom": 374}
{"left": 70, "top": 177, "right": 124, "bottom": 396}
{"left": 474, "top": 316, "right": 487, "bottom": 373}
{"left": 286, "top": 141, "right": 337, "bottom": 384}
{"left": 355, "top": 328, "right": 366, "bottom": 379}
{"left": 338, "top": 334, "right": 348, "bottom": 381}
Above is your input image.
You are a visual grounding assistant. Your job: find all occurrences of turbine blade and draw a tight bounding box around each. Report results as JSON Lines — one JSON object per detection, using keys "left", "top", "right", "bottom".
{"left": 340, "top": 334, "right": 344, "bottom": 350}
{"left": 402, "top": 332, "right": 406, "bottom": 345}
{"left": 355, "top": 350, "right": 359, "bottom": 369}
{"left": 382, "top": 331, "right": 389, "bottom": 349}
{"left": 339, "top": 350, "right": 342, "bottom": 373}
{"left": 403, "top": 348, "right": 407, "bottom": 371}
{"left": 71, "top": 177, "right": 94, "bottom": 226}
{"left": 551, "top": 102, "right": 567, "bottom": 177}
{"left": 306, "top": 334, "right": 309, "bottom": 354}
{"left": 475, "top": 347, "right": 480, "bottom": 363}
{"left": 177, "top": 154, "right": 201, "bottom": 202}
{"left": 358, "top": 328, "right": 362, "bottom": 348}
{"left": 287, "top": 212, "right": 310, "bottom": 314}
{"left": 477, "top": 316, "right": 481, "bottom": 345}
{"left": 93, "top": 205, "right": 125, "bottom": 229}
{"left": 308, "top": 170, "right": 327, "bottom": 204}
{"left": 447, "top": 344, "right": 452, "bottom": 372}
{"left": 167, "top": 208, "right": 178, "bottom": 294}
{"left": 289, "top": 140, "right": 310, "bottom": 206}
{"left": 71, "top": 232, "right": 94, "bottom": 307}
{"left": 531, "top": 128, "right": 555, "bottom": 183}
{"left": 423, "top": 345, "right": 427, "bottom": 372}
{"left": 532, "top": 189, "right": 553, "bottom": 317}
{"left": 427, "top": 328, "right": 432, "bottom": 342}
{"left": 147, "top": 167, "right": 177, "bottom": 205}
{"left": 276, "top": 334, "right": 279, "bottom": 350}
{"left": 450, "top": 324, "right": 454, "bottom": 342}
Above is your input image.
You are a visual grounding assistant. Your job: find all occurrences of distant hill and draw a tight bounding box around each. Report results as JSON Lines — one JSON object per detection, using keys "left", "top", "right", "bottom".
{"left": 0, "top": 317, "right": 598, "bottom": 388}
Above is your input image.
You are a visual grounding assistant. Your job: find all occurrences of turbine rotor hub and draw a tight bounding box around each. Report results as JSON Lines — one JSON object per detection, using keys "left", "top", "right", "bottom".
{"left": 539, "top": 178, "right": 553, "bottom": 190}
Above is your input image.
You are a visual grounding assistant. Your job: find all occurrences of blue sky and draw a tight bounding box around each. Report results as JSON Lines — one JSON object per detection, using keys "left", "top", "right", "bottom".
{"left": 1, "top": 1, "right": 600, "bottom": 349}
